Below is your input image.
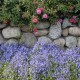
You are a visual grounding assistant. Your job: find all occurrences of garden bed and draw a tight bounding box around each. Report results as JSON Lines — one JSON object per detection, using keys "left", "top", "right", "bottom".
{"left": 0, "top": 0, "right": 80, "bottom": 80}
{"left": 0, "top": 43, "right": 80, "bottom": 80}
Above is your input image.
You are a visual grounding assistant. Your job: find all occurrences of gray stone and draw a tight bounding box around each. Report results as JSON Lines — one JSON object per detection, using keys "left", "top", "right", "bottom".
{"left": 0, "top": 30, "right": 1, "bottom": 33}
{"left": 4, "top": 39, "right": 18, "bottom": 45}
{"left": 36, "top": 22, "right": 50, "bottom": 29}
{"left": 69, "top": 27, "right": 80, "bottom": 36}
{"left": 32, "top": 36, "right": 52, "bottom": 55}
{"left": 62, "top": 28, "right": 68, "bottom": 37}
{"left": 20, "top": 33, "right": 37, "bottom": 47}
{"left": 2, "top": 27, "right": 21, "bottom": 39}
{"left": 65, "top": 36, "right": 77, "bottom": 48}
{"left": 38, "top": 36, "right": 52, "bottom": 44}
{"left": 62, "top": 18, "right": 73, "bottom": 28}
{"left": 77, "top": 37, "right": 80, "bottom": 47}
{"left": 0, "top": 24, "right": 6, "bottom": 29}
{"left": 49, "top": 22, "right": 62, "bottom": 39}
{"left": 0, "top": 34, "right": 6, "bottom": 44}
{"left": 78, "top": 21, "right": 80, "bottom": 28}
{"left": 53, "top": 38, "right": 65, "bottom": 47}
{"left": 34, "top": 29, "right": 49, "bottom": 37}
{"left": 20, "top": 25, "right": 32, "bottom": 32}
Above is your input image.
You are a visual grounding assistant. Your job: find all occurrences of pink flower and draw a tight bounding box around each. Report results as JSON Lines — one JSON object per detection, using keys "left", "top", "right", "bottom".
{"left": 33, "top": 28, "right": 38, "bottom": 32}
{"left": 69, "top": 19, "right": 77, "bottom": 23}
{"left": 36, "top": 9, "right": 42, "bottom": 14}
{"left": 42, "top": 14, "right": 48, "bottom": 19}
{"left": 34, "top": 32, "right": 39, "bottom": 36}
{"left": 32, "top": 17, "right": 38, "bottom": 23}
{"left": 36, "top": 7, "right": 44, "bottom": 15}
{"left": 70, "top": 19, "right": 74, "bottom": 23}
{"left": 58, "top": 19, "right": 63, "bottom": 23}
{"left": 39, "top": 7, "right": 44, "bottom": 12}
{"left": 72, "top": 16, "right": 77, "bottom": 19}
{"left": 73, "top": 19, "right": 77, "bottom": 23}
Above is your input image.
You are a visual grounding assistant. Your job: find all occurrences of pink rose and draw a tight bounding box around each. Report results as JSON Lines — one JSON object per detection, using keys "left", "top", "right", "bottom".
{"left": 32, "top": 17, "right": 38, "bottom": 23}
{"left": 73, "top": 20, "right": 77, "bottom": 23}
{"left": 39, "top": 7, "right": 44, "bottom": 12}
{"left": 69, "top": 19, "right": 77, "bottom": 23}
{"left": 42, "top": 14, "right": 48, "bottom": 19}
{"left": 33, "top": 28, "right": 38, "bottom": 32}
{"left": 36, "top": 9, "right": 42, "bottom": 14}
{"left": 69, "top": 19, "right": 74, "bottom": 23}
{"left": 58, "top": 19, "right": 63, "bottom": 23}
{"left": 34, "top": 32, "right": 39, "bottom": 36}
{"left": 36, "top": 7, "right": 44, "bottom": 14}
{"left": 72, "top": 16, "right": 77, "bottom": 19}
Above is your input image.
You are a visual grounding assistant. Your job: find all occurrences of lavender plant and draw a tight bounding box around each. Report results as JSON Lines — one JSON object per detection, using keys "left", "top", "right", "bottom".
{"left": 29, "top": 43, "right": 80, "bottom": 80}
{"left": 0, "top": 43, "right": 31, "bottom": 80}
{"left": 0, "top": 42, "right": 80, "bottom": 80}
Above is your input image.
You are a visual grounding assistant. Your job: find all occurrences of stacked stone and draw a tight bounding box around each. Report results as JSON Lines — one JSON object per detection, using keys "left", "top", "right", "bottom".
{"left": 0, "top": 18, "right": 80, "bottom": 49}
{"left": 0, "top": 23, "right": 37, "bottom": 47}
{"left": 34, "top": 18, "right": 80, "bottom": 48}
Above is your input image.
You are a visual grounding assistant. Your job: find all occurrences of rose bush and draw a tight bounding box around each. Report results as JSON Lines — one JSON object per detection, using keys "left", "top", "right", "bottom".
{"left": 0, "top": 0, "right": 80, "bottom": 28}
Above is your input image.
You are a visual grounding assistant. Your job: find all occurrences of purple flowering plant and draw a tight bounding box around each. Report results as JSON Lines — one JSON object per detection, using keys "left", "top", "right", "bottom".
{"left": 0, "top": 42, "right": 80, "bottom": 80}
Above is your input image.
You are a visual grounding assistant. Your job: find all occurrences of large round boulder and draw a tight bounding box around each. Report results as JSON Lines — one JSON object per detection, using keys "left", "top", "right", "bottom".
{"left": 69, "top": 27, "right": 80, "bottom": 36}
{"left": 2, "top": 27, "right": 21, "bottom": 39}
{"left": 38, "top": 36, "right": 52, "bottom": 44}
{"left": 36, "top": 22, "right": 50, "bottom": 29}
{"left": 62, "top": 28, "right": 68, "bottom": 37}
{"left": 34, "top": 29, "right": 49, "bottom": 37}
{"left": 0, "top": 34, "right": 6, "bottom": 44}
{"left": 20, "top": 33, "right": 37, "bottom": 47}
{"left": 49, "top": 22, "right": 62, "bottom": 39}
{"left": 65, "top": 36, "right": 77, "bottom": 48}
{"left": 53, "top": 38, "right": 65, "bottom": 47}
{"left": 0, "top": 24, "right": 6, "bottom": 29}
{"left": 62, "top": 18, "right": 73, "bottom": 28}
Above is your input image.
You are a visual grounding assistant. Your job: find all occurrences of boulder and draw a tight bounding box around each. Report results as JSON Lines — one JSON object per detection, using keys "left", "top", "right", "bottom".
{"left": 4, "top": 39, "right": 18, "bottom": 45}
{"left": 78, "top": 21, "right": 80, "bottom": 28}
{"left": 62, "top": 28, "right": 68, "bottom": 37}
{"left": 0, "top": 34, "right": 6, "bottom": 44}
{"left": 53, "top": 38, "right": 65, "bottom": 47}
{"left": 20, "top": 33, "right": 37, "bottom": 47}
{"left": 2, "top": 27, "right": 21, "bottom": 39}
{"left": 77, "top": 37, "right": 80, "bottom": 47}
{"left": 65, "top": 36, "right": 77, "bottom": 48}
{"left": 34, "top": 30, "right": 48, "bottom": 37}
{"left": 38, "top": 36, "right": 52, "bottom": 44}
{"left": 69, "top": 27, "right": 80, "bottom": 36}
{"left": 0, "top": 30, "right": 1, "bottom": 33}
{"left": 62, "top": 18, "right": 73, "bottom": 28}
{"left": 49, "top": 22, "right": 62, "bottom": 39}
{"left": 0, "top": 24, "right": 6, "bottom": 29}
{"left": 36, "top": 22, "right": 50, "bottom": 29}
{"left": 20, "top": 25, "right": 32, "bottom": 32}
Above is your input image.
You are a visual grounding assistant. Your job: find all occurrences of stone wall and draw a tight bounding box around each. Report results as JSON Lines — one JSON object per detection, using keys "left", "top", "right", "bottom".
{"left": 0, "top": 18, "right": 80, "bottom": 49}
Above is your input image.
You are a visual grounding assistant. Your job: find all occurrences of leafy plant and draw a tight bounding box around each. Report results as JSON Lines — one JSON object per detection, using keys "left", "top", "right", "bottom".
{"left": 0, "top": 0, "right": 80, "bottom": 28}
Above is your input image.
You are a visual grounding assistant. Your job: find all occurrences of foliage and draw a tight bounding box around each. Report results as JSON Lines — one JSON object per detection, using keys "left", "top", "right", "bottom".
{"left": 0, "top": 0, "right": 80, "bottom": 28}
{"left": 0, "top": 43, "right": 80, "bottom": 80}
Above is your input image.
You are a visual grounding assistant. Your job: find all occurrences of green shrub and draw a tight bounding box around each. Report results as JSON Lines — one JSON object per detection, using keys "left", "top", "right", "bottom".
{"left": 0, "top": 61, "right": 79, "bottom": 80}
{"left": 0, "top": 0, "right": 80, "bottom": 28}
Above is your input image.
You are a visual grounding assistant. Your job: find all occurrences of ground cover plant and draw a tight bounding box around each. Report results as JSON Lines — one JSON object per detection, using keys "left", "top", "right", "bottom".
{"left": 0, "top": 0, "right": 80, "bottom": 80}
{"left": 0, "top": 42, "right": 80, "bottom": 80}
